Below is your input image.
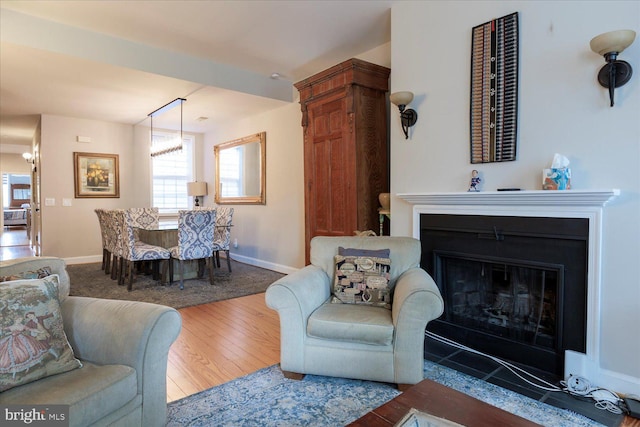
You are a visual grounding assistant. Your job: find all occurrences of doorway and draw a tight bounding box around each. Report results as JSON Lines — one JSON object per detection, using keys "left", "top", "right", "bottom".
{"left": 1, "top": 172, "right": 34, "bottom": 260}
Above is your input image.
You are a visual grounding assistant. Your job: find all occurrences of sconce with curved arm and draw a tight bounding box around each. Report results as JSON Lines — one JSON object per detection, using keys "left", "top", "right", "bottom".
{"left": 390, "top": 91, "right": 418, "bottom": 139}
{"left": 590, "top": 30, "right": 636, "bottom": 107}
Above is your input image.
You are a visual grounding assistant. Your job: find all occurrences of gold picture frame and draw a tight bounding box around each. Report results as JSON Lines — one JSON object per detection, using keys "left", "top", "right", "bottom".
{"left": 214, "top": 132, "right": 266, "bottom": 205}
{"left": 73, "top": 152, "right": 120, "bottom": 198}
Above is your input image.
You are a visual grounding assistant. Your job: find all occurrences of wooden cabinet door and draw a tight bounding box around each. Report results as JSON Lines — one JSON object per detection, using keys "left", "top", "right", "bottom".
{"left": 304, "top": 95, "right": 356, "bottom": 252}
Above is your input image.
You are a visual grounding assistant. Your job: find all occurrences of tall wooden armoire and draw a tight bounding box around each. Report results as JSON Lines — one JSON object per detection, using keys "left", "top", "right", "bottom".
{"left": 295, "top": 58, "right": 391, "bottom": 263}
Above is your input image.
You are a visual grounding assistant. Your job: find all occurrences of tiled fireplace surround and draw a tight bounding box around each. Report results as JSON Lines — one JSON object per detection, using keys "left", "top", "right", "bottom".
{"left": 397, "top": 189, "right": 621, "bottom": 386}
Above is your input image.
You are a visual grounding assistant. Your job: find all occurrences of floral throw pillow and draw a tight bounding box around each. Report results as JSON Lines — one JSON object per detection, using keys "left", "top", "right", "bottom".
{"left": 332, "top": 252, "right": 392, "bottom": 309}
{"left": 0, "top": 275, "right": 82, "bottom": 392}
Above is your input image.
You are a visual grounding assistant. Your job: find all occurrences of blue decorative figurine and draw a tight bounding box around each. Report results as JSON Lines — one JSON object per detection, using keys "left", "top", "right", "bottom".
{"left": 468, "top": 170, "right": 481, "bottom": 192}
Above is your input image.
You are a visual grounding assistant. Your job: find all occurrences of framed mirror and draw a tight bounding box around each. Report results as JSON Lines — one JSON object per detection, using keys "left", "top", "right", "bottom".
{"left": 214, "top": 132, "right": 266, "bottom": 205}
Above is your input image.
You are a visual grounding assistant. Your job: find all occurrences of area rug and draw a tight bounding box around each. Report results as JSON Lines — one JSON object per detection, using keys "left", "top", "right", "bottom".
{"left": 167, "top": 360, "right": 604, "bottom": 427}
{"left": 66, "top": 259, "right": 284, "bottom": 309}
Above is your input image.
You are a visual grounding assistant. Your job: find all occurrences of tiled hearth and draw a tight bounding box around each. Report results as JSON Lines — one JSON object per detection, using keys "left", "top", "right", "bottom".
{"left": 424, "top": 334, "right": 624, "bottom": 426}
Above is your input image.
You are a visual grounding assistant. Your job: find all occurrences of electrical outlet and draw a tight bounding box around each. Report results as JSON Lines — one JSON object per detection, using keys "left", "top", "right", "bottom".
{"left": 45, "top": 198, "right": 55, "bottom": 206}
{"left": 233, "top": 238, "right": 238, "bottom": 248}
{"left": 62, "top": 198, "right": 72, "bottom": 207}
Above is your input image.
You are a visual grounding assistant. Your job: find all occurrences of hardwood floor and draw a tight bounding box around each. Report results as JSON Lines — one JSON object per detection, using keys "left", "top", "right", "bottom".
{"left": 0, "top": 226, "right": 33, "bottom": 260}
{"left": 168, "top": 293, "right": 639, "bottom": 427}
{"left": 166, "top": 292, "right": 280, "bottom": 402}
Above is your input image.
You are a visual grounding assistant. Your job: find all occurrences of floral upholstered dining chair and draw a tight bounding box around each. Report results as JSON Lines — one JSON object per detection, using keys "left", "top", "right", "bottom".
{"left": 167, "top": 209, "right": 217, "bottom": 290}
{"left": 119, "top": 209, "right": 170, "bottom": 291}
{"left": 212, "top": 207, "right": 234, "bottom": 272}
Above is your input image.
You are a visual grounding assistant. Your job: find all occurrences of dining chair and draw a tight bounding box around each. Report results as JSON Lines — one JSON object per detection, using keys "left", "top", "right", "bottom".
{"left": 212, "top": 207, "right": 234, "bottom": 272}
{"left": 103, "top": 209, "right": 126, "bottom": 280}
{"left": 167, "top": 209, "right": 217, "bottom": 290}
{"left": 94, "top": 209, "right": 110, "bottom": 272}
{"left": 119, "top": 209, "right": 171, "bottom": 291}
{"left": 126, "top": 207, "right": 160, "bottom": 275}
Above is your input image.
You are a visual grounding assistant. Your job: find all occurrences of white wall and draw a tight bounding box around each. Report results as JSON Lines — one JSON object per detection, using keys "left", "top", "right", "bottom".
{"left": 390, "top": 1, "right": 639, "bottom": 392}
{"left": 203, "top": 103, "right": 305, "bottom": 273}
{"left": 40, "top": 115, "right": 135, "bottom": 260}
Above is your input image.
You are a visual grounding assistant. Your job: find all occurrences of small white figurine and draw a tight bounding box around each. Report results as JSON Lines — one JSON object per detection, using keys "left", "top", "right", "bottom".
{"left": 468, "top": 170, "right": 481, "bottom": 192}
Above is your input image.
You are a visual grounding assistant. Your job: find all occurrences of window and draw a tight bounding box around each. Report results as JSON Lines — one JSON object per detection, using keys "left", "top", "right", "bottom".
{"left": 151, "top": 132, "right": 193, "bottom": 214}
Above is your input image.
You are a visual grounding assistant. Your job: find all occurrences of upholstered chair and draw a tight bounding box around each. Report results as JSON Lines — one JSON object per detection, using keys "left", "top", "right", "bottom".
{"left": 104, "top": 209, "right": 126, "bottom": 280}
{"left": 265, "top": 236, "right": 444, "bottom": 390}
{"left": 119, "top": 210, "right": 171, "bottom": 291}
{"left": 94, "top": 209, "right": 110, "bottom": 272}
{"left": 212, "top": 207, "right": 234, "bottom": 272}
{"left": 127, "top": 207, "right": 160, "bottom": 241}
{"left": 167, "top": 209, "right": 216, "bottom": 290}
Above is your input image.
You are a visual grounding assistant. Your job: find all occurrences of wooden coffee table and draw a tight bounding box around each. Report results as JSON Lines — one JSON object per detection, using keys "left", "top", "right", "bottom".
{"left": 347, "top": 378, "right": 541, "bottom": 426}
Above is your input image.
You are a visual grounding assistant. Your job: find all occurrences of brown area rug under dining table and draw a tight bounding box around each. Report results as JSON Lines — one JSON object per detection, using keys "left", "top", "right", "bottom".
{"left": 66, "top": 258, "right": 285, "bottom": 309}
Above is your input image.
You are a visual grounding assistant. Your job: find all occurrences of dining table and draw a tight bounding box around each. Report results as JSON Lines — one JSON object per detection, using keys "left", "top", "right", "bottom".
{"left": 136, "top": 222, "right": 232, "bottom": 283}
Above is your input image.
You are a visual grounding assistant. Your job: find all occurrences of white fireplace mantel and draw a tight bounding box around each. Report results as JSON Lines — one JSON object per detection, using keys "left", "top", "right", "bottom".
{"left": 397, "top": 189, "right": 620, "bottom": 207}
{"left": 398, "top": 188, "right": 623, "bottom": 386}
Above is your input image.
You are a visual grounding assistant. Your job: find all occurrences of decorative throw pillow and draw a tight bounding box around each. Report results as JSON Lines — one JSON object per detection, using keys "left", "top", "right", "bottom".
{"left": 0, "top": 266, "right": 52, "bottom": 283}
{"left": 332, "top": 251, "right": 392, "bottom": 309}
{"left": 338, "top": 247, "right": 390, "bottom": 259}
{"left": 0, "top": 275, "right": 82, "bottom": 392}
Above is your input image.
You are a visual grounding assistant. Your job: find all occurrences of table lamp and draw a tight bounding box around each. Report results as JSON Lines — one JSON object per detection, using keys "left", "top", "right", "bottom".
{"left": 187, "top": 181, "right": 208, "bottom": 207}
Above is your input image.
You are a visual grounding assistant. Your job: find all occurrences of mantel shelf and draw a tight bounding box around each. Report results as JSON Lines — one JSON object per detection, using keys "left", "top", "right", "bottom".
{"left": 396, "top": 189, "right": 620, "bottom": 207}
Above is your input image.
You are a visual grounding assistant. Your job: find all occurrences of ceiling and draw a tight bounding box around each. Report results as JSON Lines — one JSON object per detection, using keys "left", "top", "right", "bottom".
{"left": 0, "top": 0, "right": 395, "bottom": 152}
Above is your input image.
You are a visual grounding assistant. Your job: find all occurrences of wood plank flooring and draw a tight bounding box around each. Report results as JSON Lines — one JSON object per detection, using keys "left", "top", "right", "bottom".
{"left": 166, "top": 292, "right": 280, "bottom": 402}
{"left": 0, "top": 226, "right": 33, "bottom": 260}
{"left": 168, "top": 293, "right": 639, "bottom": 427}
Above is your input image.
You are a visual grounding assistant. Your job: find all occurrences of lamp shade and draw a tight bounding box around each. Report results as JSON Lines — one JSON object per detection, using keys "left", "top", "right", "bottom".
{"left": 187, "top": 181, "right": 208, "bottom": 197}
{"left": 390, "top": 91, "right": 414, "bottom": 106}
{"left": 590, "top": 30, "right": 636, "bottom": 56}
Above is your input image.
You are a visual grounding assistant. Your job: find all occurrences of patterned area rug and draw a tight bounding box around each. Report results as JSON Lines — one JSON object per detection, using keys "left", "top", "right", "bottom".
{"left": 66, "top": 259, "right": 284, "bottom": 309}
{"left": 167, "top": 360, "right": 605, "bottom": 427}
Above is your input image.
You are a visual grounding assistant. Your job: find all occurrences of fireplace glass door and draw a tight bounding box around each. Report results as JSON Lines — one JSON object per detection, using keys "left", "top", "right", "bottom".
{"left": 435, "top": 252, "right": 563, "bottom": 351}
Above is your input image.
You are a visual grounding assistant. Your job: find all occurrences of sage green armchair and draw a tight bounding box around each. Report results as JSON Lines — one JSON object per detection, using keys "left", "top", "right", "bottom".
{"left": 0, "top": 257, "right": 182, "bottom": 427}
{"left": 265, "top": 236, "right": 444, "bottom": 389}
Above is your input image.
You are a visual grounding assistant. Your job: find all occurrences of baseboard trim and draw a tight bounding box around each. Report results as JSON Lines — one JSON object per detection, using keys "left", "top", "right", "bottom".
{"left": 565, "top": 350, "right": 640, "bottom": 396}
{"left": 64, "top": 255, "right": 102, "bottom": 265}
{"left": 228, "top": 253, "right": 298, "bottom": 275}
{"left": 61, "top": 253, "right": 299, "bottom": 276}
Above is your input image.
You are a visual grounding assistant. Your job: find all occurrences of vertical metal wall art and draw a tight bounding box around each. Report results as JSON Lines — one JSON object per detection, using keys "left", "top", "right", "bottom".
{"left": 470, "top": 12, "right": 519, "bottom": 163}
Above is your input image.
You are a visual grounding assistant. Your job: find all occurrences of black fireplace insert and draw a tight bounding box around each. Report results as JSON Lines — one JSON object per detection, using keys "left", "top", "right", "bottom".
{"left": 421, "top": 214, "right": 589, "bottom": 376}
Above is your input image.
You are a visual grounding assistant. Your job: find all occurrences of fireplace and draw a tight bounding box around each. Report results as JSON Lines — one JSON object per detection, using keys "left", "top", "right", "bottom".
{"left": 420, "top": 214, "right": 588, "bottom": 375}
{"left": 397, "top": 190, "right": 619, "bottom": 380}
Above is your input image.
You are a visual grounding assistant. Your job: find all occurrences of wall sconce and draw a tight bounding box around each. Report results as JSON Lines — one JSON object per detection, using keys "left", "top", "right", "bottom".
{"left": 187, "top": 181, "right": 207, "bottom": 207}
{"left": 590, "top": 30, "right": 636, "bottom": 107}
{"left": 390, "top": 91, "right": 418, "bottom": 139}
{"left": 22, "top": 152, "right": 34, "bottom": 164}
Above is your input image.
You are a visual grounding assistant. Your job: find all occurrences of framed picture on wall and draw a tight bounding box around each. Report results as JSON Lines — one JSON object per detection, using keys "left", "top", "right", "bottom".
{"left": 73, "top": 152, "right": 120, "bottom": 198}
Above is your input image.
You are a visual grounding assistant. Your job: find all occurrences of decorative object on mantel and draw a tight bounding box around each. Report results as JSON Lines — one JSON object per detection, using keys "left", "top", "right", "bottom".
{"left": 542, "top": 153, "right": 571, "bottom": 190}
{"left": 470, "top": 12, "right": 519, "bottom": 164}
{"left": 468, "top": 170, "right": 482, "bottom": 192}
{"left": 390, "top": 91, "right": 418, "bottom": 139}
{"left": 590, "top": 30, "right": 636, "bottom": 107}
{"left": 187, "top": 181, "right": 207, "bottom": 206}
{"left": 378, "top": 192, "right": 391, "bottom": 236}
